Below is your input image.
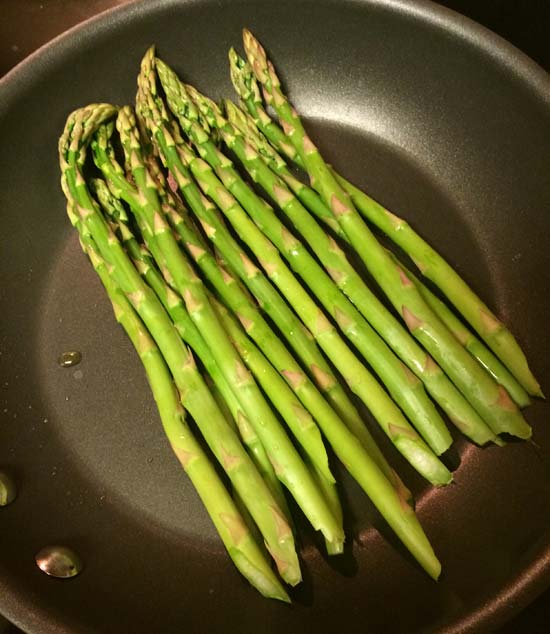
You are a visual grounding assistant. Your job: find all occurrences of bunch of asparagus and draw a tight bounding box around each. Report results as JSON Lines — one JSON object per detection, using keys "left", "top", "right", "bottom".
{"left": 58, "top": 29, "right": 541, "bottom": 601}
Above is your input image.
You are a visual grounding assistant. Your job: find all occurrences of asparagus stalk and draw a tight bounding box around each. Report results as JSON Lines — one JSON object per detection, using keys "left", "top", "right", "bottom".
{"left": 151, "top": 139, "right": 411, "bottom": 500}
{"left": 155, "top": 175, "right": 411, "bottom": 504}
{"left": 137, "top": 55, "right": 367, "bottom": 437}
{"left": 136, "top": 47, "right": 411, "bottom": 491}
{"left": 60, "top": 104, "right": 302, "bottom": 585}
{"left": 137, "top": 50, "right": 443, "bottom": 580}
{"left": 93, "top": 106, "right": 343, "bottom": 553}
{"left": 307, "top": 458, "right": 344, "bottom": 556}
{"left": 222, "top": 101, "right": 531, "bottom": 412}
{"left": 389, "top": 254, "right": 531, "bottom": 409}
{"left": 190, "top": 85, "right": 501, "bottom": 448}
{"left": 169, "top": 76, "right": 457, "bottom": 456}
{"left": 151, "top": 157, "right": 413, "bottom": 509}
{"left": 142, "top": 172, "right": 342, "bottom": 504}
{"left": 242, "top": 30, "right": 532, "bottom": 439}
{"left": 231, "top": 486, "right": 268, "bottom": 558}
{"left": 228, "top": 49, "right": 304, "bottom": 169}
{"left": 337, "top": 175, "right": 542, "bottom": 399}
{"left": 109, "top": 111, "right": 337, "bottom": 490}
{"left": 211, "top": 295, "right": 344, "bottom": 554}
{"left": 92, "top": 177, "right": 293, "bottom": 518}
{"left": 223, "top": 92, "right": 347, "bottom": 239}
{"left": 226, "top": 105, "right": 530, "bottom": 415}
{"left": 147, "top": 56, "right": 451, "bottom": 487}
{"left": 79, "top": 227, "right": 289, "bottom": 601}
{"left": 232, "top": 39, "right": 541, "bottom": 399}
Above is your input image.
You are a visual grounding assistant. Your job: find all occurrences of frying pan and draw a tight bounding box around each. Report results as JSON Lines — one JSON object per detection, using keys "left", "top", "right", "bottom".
{"left": 1, "top": 0, "right": 549, "bottom": 632}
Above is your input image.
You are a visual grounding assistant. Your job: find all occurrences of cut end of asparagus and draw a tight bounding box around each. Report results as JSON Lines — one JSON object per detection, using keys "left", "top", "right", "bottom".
{"left": 231, "top": 550, "right": 291, "bottom": 602}
{"left": 326, "top": 539, "right": 345, "bottom": 556}
{"left": 393, "top": 436, "right": 453, "bottom": 487}
{"left": 533, "top": 385, "right": 545, "bottom": 400}
{"left": 428, "top": 559, "right": 442, "bottom": 582}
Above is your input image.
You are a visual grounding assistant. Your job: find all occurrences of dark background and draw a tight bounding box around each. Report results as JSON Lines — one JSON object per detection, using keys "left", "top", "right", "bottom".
{"left": 0, "top": 0, "right": 548, "bottom": 631}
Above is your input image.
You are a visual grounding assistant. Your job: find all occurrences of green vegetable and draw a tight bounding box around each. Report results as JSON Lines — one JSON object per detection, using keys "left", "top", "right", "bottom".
{"left": 60, "top": 104, "right": 302, "bottom": 586}
{"left": 137, "top": 47, "right": 443, "bottom": 579}
{"left": 231, "top": 38, "right": 541, "bottom": 400}
{"left": 114, "top": 76, "right": 344, "bottom": 554}
{"left": 241, "top": 29, "right": 532, "bottom": 439}
{"left": 82, "top": 229, "right": 290, "bottom": 601}
{"left": 92, "top": 176, "right": 292, "bottom": 519}
{"left": 154, "top": 56, "right": 452, "bottom": 483}
{"left": 220, "top": 98, "right": 502, "bottom": 443}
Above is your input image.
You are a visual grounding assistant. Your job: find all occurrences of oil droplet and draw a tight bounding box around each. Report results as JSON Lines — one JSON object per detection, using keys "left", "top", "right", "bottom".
{"left": 58, "top": 351, "right": 82, "bottom": 368}
{"left": 0, "top": 471, "right": 17, "bottom": 506}
{"left": 35, "top": 546, "right": 83, "bottom": 578}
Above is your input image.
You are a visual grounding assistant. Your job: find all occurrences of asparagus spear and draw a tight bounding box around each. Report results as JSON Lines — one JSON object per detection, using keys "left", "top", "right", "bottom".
{"left": 232, "top": 40, "right": 541, "bottom": 399}
{"left": 211, "top": 295, "right": 344, "bottom": 554}
{"left": 136, "top": 47, "right": 412, "bottom": 488}
{"left": 150, "top": 146, "right": 414, "bottom": 506}
{"left": 138, "top": 55, "right": 368, "bottom": 437}
{"left": 163, "top": 71, "right": 457, "bottom": 457}
{"left": 105, "top": 111, "right": 337, "bottom": 488}
{"left": 222, "top": 100, "right": 531, "bottom": 412}
{"left": 189, "top": 85, "right": 501, "bottom": 448}
{"left": 390, "top": 254, "right": 531, "bottom": 409}
{"left": 242, "top": 30, "right": 532, "bottom": 439}
{"left": 307, "top": 458, "right": 344, "bottom": 557}
{"left": 78, "top": 227, "right": 289, "bottom": 601}
{"left": 337, "top": 175, "right": 542, "bottom": 399}
{"left": 176, "top": 201, "right": 412, "bottom": 503}
{"left": 60, "top": 104, "right": 302, "bottom": 585}
{"left": 137, "top": 50, "right": 442, "bottom": 580}
{"left": 92, "top": 177, "right": 293, "bottom": 518}
{"left": 122, "top": 156, "right": 343, "bottom": 502}
{"left": 145, "top": 55, "right": 452, "bottom": 487}
{"left": 97, "top": 182, "right": 286, "bottom": 550}
{"left": 148, "top": 128, "right": 410, "bottom": 500}
{"left": 92, "top": 107, "right": 343, "bottom": 552}
{"left": 228, "top": 49, "right": 304, "bottom": 169}
{"left": 222, "top": 95, "right": 345, "bottom": 237}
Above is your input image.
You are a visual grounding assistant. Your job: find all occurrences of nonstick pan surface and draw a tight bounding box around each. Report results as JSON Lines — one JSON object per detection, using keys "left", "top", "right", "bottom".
{"left": 1, "top": 1, "right": 549, "bottom": 632}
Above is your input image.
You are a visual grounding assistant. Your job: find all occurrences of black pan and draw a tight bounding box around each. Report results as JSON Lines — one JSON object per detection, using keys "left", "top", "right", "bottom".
{"left": 1, "top": 1, "right": 549, "bottom": 632}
